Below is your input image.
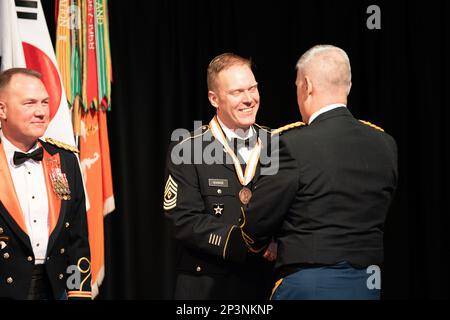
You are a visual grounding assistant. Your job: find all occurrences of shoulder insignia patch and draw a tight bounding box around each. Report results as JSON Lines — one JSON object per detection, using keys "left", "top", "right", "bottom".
{"left": 271, "top": 121, "right": 306, "bottom": 136}
{"left": 359, "top": 120, "right": 384, "bottom": 132}
{"left": 163, "top": 174, "right": 178, "bottom": 211}
{"left": 45, "top": 138, "right": 79, "bottom": 153}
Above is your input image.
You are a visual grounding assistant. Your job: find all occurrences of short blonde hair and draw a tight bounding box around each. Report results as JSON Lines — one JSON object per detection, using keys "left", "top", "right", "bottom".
{"left": 207, "top": 53, "right": 252, "bottom": 91}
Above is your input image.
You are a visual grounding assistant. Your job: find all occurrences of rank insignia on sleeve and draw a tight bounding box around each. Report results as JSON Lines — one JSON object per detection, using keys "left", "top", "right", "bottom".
{"left": 208, "top": 233, "right": 222, "bottom": 247}
{"left": 163, "top": 175, "right": 178, "bottom": 210}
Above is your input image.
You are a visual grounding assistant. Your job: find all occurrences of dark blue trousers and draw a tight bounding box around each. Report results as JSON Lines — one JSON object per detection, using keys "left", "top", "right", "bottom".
{"left": 271, "top": 261, "right": 380, "bottom": 300}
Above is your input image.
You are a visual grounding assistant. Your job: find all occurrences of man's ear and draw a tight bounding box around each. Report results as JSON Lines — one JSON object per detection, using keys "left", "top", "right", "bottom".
{"left": 208, "top": 90, "right": 219, "bottom": 109}
{"left": 0, "top": 101, "right": 7, "bottom": 120}
{"left": 305, "top": 76, "right": 313, "bottom": 96}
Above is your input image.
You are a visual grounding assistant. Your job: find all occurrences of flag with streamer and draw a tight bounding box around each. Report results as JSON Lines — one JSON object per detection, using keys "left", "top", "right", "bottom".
{"left": 55, "top": 0, "right": 114, "bottom": 298}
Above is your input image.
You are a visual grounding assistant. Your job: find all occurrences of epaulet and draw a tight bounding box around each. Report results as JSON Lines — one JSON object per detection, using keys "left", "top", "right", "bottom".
{"left": 178, "top": 125, "right": 210, "bottom": 145}
{"left": 253, "top": 123, "right": 272, "bottom": 134}
{"left": 359, "top": 120, "right": 384, "bottom": 132}
{"left": 45, "top": 137, "right": 79, "bottom": 153}
{"left": 271, "top": 121, "right": 306, "bottom": 136}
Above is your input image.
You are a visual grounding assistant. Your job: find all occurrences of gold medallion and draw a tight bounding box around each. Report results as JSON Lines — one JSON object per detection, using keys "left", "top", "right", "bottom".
{"left": 239, "top": 187, "right": 252, "bottom": 205}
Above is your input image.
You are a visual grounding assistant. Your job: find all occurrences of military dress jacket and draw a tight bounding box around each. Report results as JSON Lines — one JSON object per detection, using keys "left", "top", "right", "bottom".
{"left": 0, "top": 138, "right": 91, "bottom": 299}
{"left": 164, "top": 123, "right": 274, "bottom": 299}
{"left": 228, "top": 107, "right": 398, "bottom": 272}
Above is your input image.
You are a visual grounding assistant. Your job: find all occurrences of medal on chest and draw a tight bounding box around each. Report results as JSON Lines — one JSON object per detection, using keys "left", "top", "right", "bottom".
{"left": 209, "top": 116, "right": 260, "bottom": 205}
{"left": 46, "top": 158, "right": 71, "bottom": 200}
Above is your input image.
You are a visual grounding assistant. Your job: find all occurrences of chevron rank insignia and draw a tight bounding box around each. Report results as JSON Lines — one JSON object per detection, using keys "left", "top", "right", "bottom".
{"left": 164, "top": 175, "right": 178, "bottom": 210}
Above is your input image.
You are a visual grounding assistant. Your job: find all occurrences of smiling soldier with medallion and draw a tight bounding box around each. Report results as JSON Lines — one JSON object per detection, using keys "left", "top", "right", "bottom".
{"left": 163, "top": 53, "right": 275, "bottom": 300}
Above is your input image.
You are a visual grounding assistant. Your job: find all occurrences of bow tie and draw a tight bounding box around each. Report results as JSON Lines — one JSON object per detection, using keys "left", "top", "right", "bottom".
{"left": 229, "top": 135, "right": 257, "bottom": 151}
{"left": 13, "top": 147, "right": 44, "bottom": 165}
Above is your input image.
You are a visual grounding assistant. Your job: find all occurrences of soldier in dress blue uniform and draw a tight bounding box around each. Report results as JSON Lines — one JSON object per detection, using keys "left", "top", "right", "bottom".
{"left": 0, "top": 68, "right": 91, "bottom": 300}
{"left": 163, "top": 53, "right": 274, "bottom": 299}
{"left": 227, "top": 45, "right": 398, "bottom": 300}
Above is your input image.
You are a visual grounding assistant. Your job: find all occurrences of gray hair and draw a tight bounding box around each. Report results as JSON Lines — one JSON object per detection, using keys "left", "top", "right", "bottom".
{"left": 296, "top": 45, "right": 352, "bottom": 93}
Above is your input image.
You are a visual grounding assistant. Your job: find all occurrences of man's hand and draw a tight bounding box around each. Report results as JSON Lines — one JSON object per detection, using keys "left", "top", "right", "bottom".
{"left": 262, "top": 239, "right": 277, "bottom": 261}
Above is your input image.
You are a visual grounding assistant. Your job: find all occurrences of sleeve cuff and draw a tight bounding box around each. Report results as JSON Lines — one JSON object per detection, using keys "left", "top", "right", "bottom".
{"left": 67, "top": 291, "right": 92, "bottom": 300}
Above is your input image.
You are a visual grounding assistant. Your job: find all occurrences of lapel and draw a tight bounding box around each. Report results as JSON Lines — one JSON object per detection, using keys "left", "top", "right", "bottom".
{"left": 251, "top": 163, "right": 261, "bottom": 184}
{"left": 0, "top": 140, "right": 32, "bottom": 248}
{"left": 40, "top": 141, "right": 66, "bottom": 253}
{"left": 223, "top": 145, "right": 238, "bottom": 174}
{"left": 205, "top": 130, "right": 236, "bottom": 174}
{"left": 252, "top": 126, "right": 270, "bottom": 183}
{"left": 0, "top": 139, "right": 68, "bottom": 252}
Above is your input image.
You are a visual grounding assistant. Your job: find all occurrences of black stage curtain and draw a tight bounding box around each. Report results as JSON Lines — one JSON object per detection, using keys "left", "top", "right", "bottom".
{"left": 42, "top": 0, "right": 450, "bottom": 299}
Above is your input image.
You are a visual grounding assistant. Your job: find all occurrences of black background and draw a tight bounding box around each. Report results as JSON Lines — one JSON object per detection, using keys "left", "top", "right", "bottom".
{"left": 41, "top": 0, "right": 450, "bottom": 299}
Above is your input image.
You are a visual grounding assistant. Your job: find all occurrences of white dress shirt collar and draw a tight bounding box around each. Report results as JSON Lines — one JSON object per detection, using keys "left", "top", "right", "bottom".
{"left": 0, "top": 130, "right": 40, "bottom": 167}
{"left": 308, "top": 104, "right": 346, "bottom": 125}
{"left": 216, "top": 116, "right": 255, "bottom": 163}
{"left": 216, "top": 115, "right": 255, "bottom": 140}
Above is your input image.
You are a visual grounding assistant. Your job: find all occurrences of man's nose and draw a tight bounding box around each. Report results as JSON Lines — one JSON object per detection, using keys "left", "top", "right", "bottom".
{"left": 34, "top": 104, "right": 47, "bottom": 116}
{"left": 242, "top": 90, "right": 252, "bottom": 102}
